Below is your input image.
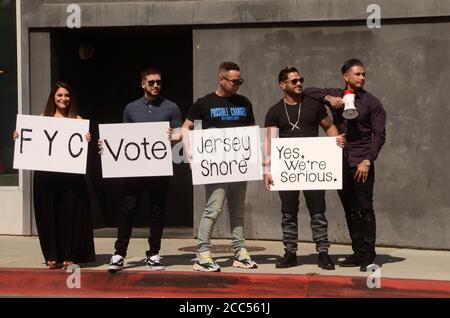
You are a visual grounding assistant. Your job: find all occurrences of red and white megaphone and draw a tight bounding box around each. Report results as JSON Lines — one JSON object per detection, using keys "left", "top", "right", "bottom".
{"left": 342, "top": 90, "right": 358, "bottom": 120}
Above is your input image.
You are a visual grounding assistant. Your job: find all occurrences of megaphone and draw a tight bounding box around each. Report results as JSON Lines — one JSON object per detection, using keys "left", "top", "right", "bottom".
{"left": 342, "top": 90, "right": 358, "bottom": 120}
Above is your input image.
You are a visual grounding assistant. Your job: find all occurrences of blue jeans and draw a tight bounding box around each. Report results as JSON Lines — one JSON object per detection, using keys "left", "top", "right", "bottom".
{"left": 197, "top": 182, "right": 247, "bottom": 253}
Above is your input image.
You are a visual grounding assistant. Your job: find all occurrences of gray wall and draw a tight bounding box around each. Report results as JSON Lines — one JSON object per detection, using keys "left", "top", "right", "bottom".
{"left": 22, "top": 0, "right": 450, "bottom": 27}
{"left": 20, "top": 0, "right": 450, "bottom": 249}
{"left": 192, "top": 21, "right": 450, "bottom": 250}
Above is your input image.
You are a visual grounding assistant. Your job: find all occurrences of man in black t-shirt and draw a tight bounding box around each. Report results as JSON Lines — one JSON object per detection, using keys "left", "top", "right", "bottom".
{"left": 179, "top": 61, "right": 257, "bottom": 272}
{"left": 185, "top": 88, "right": 254, "bottom": 130}
{"left": 264, "top": 66, "right": 345, "bottom": 270}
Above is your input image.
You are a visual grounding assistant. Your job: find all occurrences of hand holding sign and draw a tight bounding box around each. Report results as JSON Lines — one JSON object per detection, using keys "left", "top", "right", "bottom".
{"left": 190, "top": 126, "right": 262, "bottom": 185}
{"left": 99, "top": 122, "right": 173, "bottom": 178}
{"left": 13, "top": 114, "right": 89, "bottom": 174}
{"left": 270, "top": 137, "right": 342, "bottom": 191}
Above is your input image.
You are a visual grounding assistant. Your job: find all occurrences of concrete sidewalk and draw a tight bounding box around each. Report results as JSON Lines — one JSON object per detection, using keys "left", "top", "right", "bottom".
{"left": 1, "top": 235, "right": 450, "bottom": 281}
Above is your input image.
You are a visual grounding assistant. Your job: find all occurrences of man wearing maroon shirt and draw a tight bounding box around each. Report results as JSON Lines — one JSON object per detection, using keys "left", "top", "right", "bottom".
{"left": 303, "top": 59, "right": 386, "bottom": 271}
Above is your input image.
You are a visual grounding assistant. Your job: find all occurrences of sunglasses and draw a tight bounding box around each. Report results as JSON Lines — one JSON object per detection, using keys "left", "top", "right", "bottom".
{"left": 147, "top": 80, "right": 162, "bottom": 86}
{"left": 286, "top": 78, "right": 304, "bottom": 85}
{"left": 222, "top": 76, "right": 245, "bottom": 86}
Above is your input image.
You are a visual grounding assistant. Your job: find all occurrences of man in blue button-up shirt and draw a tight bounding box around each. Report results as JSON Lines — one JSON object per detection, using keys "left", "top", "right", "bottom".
{"left": 108, "top": 67, "right": 182, "bottom": 273}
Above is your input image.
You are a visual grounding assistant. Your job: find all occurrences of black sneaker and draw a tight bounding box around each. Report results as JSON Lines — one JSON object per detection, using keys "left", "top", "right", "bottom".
{"left": 108, "top": 255, "right": 124, "bottom": 273}
{"left": 275, "top": 251, "right": 297, "bottom": 268}
{"left": 339, "top": 254, "right": 361, "bottom": 267}
{"left": 318, "top": 252, "right": 335, "bottom": 270}
{"left": 359, "top": 255, "right": 377, "bottom": 272}
{"left": 146, "top": 254, "right": 165, "bottom": 271}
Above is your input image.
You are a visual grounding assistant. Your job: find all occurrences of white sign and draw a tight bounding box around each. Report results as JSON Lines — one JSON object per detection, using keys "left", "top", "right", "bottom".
{"left": 270, "top": 137, "right": 342, "bottom": 191}
{"left": 190, "top": 126, "right": 262, "bottom": 185}
{"left": 99, "top": 122, "right": 173, "bottom": 178}
{"left": 13, "top": 114, "right": 89, "bottom": 174}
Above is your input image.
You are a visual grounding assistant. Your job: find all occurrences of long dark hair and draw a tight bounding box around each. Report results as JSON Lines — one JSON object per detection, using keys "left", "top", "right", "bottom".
{"left": 43, "top": 82, "right": 78, "bottom": 118}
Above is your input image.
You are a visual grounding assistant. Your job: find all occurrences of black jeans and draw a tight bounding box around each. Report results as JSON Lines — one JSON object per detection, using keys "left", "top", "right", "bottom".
{"left": 114, "top": 176, "right": 169, "bottom": 258}
{"left": 278, "top": 190, "right": 330, "bottom": 253}
{"left": 338, "top": 161, "right": 376, "bottom": 262}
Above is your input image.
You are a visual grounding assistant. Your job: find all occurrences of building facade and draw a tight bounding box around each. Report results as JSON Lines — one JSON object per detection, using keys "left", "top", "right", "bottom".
{"left": 1, "top": 0, "right": 450, "bottom": 249}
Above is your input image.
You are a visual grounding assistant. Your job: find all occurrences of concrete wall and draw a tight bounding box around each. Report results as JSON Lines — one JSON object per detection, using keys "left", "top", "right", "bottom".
{"left": 0, "top": 190, "right": 24, "bottom": 234}
{"left": 193, "top": 21, "right": 450, "bottom": 250}
{"left": 17, "top": 0, "right": 450, "bottom": 249}
{"left": 22, "top": 0, "right": 450, "bottom": 27}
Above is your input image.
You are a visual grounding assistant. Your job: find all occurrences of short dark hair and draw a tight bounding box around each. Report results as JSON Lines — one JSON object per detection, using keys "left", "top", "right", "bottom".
{"left": 218, "top": 61, "right": 240, "bottom": 73}
{"left": 341, "top": 59, "right": 364, "bottom": 74}
{"left": 278, "top": 66, "right": 299, "bottom": 83}
{"left": 141, "top": 67, "right": 161, "bottom": 80}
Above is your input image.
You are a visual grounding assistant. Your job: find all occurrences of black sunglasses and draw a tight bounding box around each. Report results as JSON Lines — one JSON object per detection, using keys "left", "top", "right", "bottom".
{"left": 223, "top": 76, "right": 244, "bottom": 86}
{"left": 147, "top": 80, "right": 162, "bottom": 86}
{"left": 286, "top": 78, "right": 304, "bottom": 85}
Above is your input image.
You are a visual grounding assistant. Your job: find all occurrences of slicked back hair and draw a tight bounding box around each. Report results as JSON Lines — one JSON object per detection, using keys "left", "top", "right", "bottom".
{"left": 278, "top": 66, "right": 299, "bottom": 83}
{"left": 341, "top": 59, "right": 364, "bottom": 74}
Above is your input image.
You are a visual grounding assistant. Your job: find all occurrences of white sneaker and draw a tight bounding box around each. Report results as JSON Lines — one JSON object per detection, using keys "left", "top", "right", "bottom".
{"left": 146, "top": 254, "right": 165, "bottom": 271}
{"left": 108, "top": 255, "right": 124, "bottom": 273}
{"left": 233, "top": 248, "right": 258, "bottom": 269}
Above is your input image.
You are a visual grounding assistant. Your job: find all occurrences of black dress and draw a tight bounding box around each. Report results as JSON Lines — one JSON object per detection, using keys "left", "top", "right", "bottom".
{"left": 33, "top": 171, "right": 96, "bottom": 264}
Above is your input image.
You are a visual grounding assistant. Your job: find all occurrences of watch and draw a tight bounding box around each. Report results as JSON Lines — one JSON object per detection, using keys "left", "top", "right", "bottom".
{"left": 362, "top": 159, "right": 371, "bottom": 167}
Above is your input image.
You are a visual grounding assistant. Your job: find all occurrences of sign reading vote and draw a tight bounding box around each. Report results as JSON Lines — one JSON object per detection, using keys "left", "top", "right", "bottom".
{"left": 13, "top": 114, "right": 89, "bottom": 174}
{"left": 99, "top": 122, "right": 173, "bottom": 178}
{"left": 270, "top": 137, "right": 342, "bottom": 191}
{"left": 190, "top": 126, "right": 262, "bottom": 185}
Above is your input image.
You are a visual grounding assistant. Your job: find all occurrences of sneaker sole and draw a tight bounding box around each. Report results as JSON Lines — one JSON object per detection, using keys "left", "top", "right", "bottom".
{"left": 360, "top": 263, "right": 378, "bottom": 272}
{"left": 233, "top": 261, "right": 258, "bottom": 269}
{"left": 193, "top": 263, "right": 221, "bottom": 272}
{"left": 108, "top": 265, "right": 123, "bottom": 273}
{"left": 339, "top": 263, "right": 360, "bottom": 267}
{"left": 318, "top": 264, "right": 335, "bottom": 270}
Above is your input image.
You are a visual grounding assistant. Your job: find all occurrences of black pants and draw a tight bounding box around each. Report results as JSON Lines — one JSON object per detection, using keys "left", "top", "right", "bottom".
{"left": 338, "top": 161, "right": 376, "bottom": 262}
{"left": 278, "top": 190, "right": 330, "bottom": 253}
{"left": 114, "top": 176, "right": 169, "bottom": 258}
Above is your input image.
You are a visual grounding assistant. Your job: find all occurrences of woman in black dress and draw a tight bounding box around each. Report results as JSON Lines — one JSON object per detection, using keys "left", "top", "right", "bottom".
{"left": 14, "top": 82, "right": 95, "bottom": 269}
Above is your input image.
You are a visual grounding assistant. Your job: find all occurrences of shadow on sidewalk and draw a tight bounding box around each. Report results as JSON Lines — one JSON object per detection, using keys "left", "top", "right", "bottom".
{"left": 78, "top": 252, "right": 406, "bottom": 270}
{"left": 299, "top": 253, "right": 406, "bottom": 267}
{"left": 82, "top": 254, "right": 114, "bottom": 268}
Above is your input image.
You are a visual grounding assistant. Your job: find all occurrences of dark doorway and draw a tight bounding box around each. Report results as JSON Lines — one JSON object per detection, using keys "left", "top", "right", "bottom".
{"left": 49, "top": 26, "right": 193, "bottom": 232}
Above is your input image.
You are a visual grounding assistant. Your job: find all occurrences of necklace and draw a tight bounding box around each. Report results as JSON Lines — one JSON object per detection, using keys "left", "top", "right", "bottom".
{"left": 283, "top": 99, "right": 301, "bottom": 131}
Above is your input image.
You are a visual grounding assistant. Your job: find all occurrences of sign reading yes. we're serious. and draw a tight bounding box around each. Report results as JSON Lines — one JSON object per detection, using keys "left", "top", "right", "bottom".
{"left": 190, "top": 126, "right": 263, "bottom": 185}
{"left": 13, "top": 114, "right": 89, "bottom": 174}
{"left": 99, "top": 122, "right": 173, "bottom": 178}
{"left": 270, "top": 137, "right": 342, "bottom": 191}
